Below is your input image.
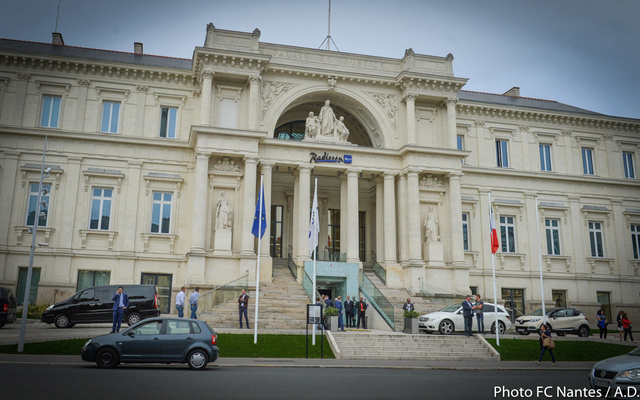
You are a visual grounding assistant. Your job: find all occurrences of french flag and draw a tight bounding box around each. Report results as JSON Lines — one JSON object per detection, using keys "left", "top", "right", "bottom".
{"left": 490, "top": 205, "right": 500, "bottom": 254}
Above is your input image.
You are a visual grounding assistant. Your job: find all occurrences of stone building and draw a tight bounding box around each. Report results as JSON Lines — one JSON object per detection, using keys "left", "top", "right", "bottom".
{"left": 0, "top": 23, "right": 638, "bottom": 326}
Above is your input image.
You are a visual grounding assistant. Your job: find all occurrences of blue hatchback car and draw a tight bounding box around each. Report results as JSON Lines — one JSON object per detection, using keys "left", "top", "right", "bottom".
{"left": 81, "top": 317, "right": 219, "bottom": 370}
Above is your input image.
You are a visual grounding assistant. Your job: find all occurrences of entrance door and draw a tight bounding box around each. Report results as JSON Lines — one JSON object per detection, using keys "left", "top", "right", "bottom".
{"left": 17, "top": 267, "right": 41, "bottom": 306}
{"left": 141, "top": 273, "right": 172, "bottom": 314}
{"left": 501, "top": 288, "right": 525, "bottom": 320}
{"left": 270, "top": 205, "right": 283, "bottom": 258}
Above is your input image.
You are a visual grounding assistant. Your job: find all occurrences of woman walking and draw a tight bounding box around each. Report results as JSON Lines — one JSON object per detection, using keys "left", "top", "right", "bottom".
{"left": 535, "top": 324, "right": 556, "bottom": 365}
{"left": 621, "top": 313, "right": 635, "bottom": 342}
{"left": 617, "top": 311, "right": 625, "bottom": 342}
{"left": 596, "top": 310, "right": 608, "bottom": 339}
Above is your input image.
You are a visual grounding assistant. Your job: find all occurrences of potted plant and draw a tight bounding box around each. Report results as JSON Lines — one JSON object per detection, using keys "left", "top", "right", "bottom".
{"left": 324, "top": 306, "right": 339, "bottom": 332}
{"left": 403, "top": 310, "right": 419, "bottom": 334}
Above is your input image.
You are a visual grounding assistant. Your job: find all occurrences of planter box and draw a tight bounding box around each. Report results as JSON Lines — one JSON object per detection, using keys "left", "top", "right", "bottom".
{"left": 327, "top": 315, "right": 339, "bottom": 332}
{"left": 404, "top": 318, "right": 418, "bottom": 334}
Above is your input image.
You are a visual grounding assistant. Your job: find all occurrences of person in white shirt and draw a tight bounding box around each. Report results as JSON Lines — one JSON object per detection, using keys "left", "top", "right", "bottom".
{"left": 176, "top": 286, "right": 186, "bottom": 318}
{"left": 189, "top": 288, "right": 200, "bottom": 319}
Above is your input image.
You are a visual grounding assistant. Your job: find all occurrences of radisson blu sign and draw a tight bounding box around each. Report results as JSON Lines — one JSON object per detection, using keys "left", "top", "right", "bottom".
{"left": 309, "top": 152, "right": 352, "bottom": 164}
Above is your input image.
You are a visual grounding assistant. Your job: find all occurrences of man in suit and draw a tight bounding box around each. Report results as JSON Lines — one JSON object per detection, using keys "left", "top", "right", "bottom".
{"left": 345, "top": 296, "right": 355, "bottom": 328}
{"left": 462, "top": 294, "right": 474, "bottom": 336}
{"left": 335, "top": 296, "right": 345, "bottom": 331}
{"left": 355, "top": 296, "right": 368, "bottom": 329}
{"left": 238, "top": 289, "right": 250, "bottom": 329}
{"left": 403, "top": 298, "right": 415, "bottom": 312}
{"left": 111, "top": 286, "right": 129, "bottom": 333}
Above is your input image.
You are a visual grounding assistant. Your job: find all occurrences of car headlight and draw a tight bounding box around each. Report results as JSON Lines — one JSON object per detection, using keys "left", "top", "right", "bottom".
{"left": 529, "top": 318, "right": 541, "bottom": 323}
{"left": 82, "top": 339, "right": 91, "bottom": 348}
{"left": 46, "top": 305, "right": 54, "bottom": 311}
{"left": 419, "top": 317, "right": 429, "bottom": 322}
{"left": 620, "top": 368, "right": 640, "bottom": 380}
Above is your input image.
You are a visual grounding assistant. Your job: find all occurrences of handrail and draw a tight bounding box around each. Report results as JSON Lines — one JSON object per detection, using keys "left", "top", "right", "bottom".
{"left": 197, "top": 274, "right": 249, "bottom": 316}
{"left": 359, "top": 271, "right": 394, "bottom": 330}
{"left": 417, "top": 279, "right": 467, "bottom": 300}
{"left": 302, "top": 268, "right": 323, "bottom": 303}
{"left": 369, "top": 251, "right": 387, "bottom": 285}
{"left": 286, "top": 253, "right": 298, "bottom": 280}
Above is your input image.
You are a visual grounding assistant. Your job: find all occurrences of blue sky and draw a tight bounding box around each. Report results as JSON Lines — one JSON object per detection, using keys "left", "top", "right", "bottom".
{"left": 2, "top": 0, "right": 639, "bottom": 118}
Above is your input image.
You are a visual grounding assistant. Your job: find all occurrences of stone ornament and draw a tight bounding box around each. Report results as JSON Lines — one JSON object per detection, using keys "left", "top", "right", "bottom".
{"left": 424, "top": 207, "right": 440, "bottom": 242}
{"left": 420, "top": 174, "right": 445, "bottom": 189}
{"left": 304, "top": 100, "right": 350, "bottom": 143}
{"left": 215, "top": 191, "right": 232, "bottom": 230}
{"left": 212, "top": 157, "right": 241, "bottom": 173}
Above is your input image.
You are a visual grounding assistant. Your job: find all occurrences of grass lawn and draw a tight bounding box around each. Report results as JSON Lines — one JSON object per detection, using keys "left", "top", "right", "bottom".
{"left": 0, "top": 334, "right": 335, "bottom": 359}
{"left": 487, "top": 338, "right": 635, "bottom": 361}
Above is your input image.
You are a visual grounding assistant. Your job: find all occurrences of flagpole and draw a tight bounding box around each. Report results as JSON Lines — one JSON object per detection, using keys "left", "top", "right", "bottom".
{"left": 489, "top": 192, "right": 499, "bottom": 346}
{"left": 312, "top": 177, "right": 318, "bottom": 346}
{"left": 535, "top": 196, "right": 547, "bottom": 326}
{"left": 253, "top": 175, "right": 264, "bottom": 344}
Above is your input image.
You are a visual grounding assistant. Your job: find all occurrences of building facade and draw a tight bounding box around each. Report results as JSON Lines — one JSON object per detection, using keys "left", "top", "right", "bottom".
{"left": 0, "top": 24, "right": 638, "bottom": 322}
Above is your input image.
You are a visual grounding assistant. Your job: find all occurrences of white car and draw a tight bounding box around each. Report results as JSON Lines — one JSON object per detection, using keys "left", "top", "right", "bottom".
{"left": 418, "top": 302, "right": 512, "bottom": 335}
{"left": 514, "top": 307, "right": 590, "bottom": 337}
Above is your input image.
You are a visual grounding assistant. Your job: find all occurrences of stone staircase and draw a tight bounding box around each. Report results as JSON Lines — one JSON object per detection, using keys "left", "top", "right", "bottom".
{"left": 331, "top": 331, "right": 499, "bottom": 361}
{"left": 200, "top": 260, "right": 311, "bottom": 330}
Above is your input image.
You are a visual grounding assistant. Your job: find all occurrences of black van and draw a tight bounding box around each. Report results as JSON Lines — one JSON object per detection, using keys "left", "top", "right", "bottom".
{"left": 0, "top": 286, "right": 17, "bottom": 328}
{"left": 41, "top": 285, "right": 160, "bottom": 328}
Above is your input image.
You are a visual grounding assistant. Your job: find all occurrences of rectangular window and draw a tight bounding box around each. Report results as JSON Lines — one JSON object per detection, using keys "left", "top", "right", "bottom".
{"left": 457, "top": 135, "right": 465, "bottom": 164}
{"left": 159, "top": 107, "right": 178, "bottom": 138}
{"left": 462, "top": 212, "right": 469, "bottom": 251}
{"left": 588, "top": 221, "right": 604, "bottom": 257}
{"left": 100, "top": 101, "right": 120, "bottom": 133}
{"left": 151, "top": 192, "right": 172, "bottom": 233}
{"left": 496, "top": 139, "right": 509, "bottom": 168}
{"left": 327, "top": 209, "right": 340, "bottom": 260}
{"left": 26, "top": 183, "right": 51, "bottom": 227}
{"left": 270, "top": 205, "right": 283, "bottom": 258}
{"left": 359, "top": 211, "right": 366, "bottom": 261}
{"left": 17, "top": 267, "right": 40, "bottom": 306}
{"left": 539, "top": 144, "right": 552, "bottom": 172}
{"left": 90, "top": 188, "right": 113, "bottom": 230}
{"left": 545, "top": 218, "right": 561, "bottom": 255}
{"left": 552, "top": 290, "right": 566, "bottom": 308}
{"left": 623, "top": 152, "right": 636, "bottom": 179}
{"left": 597, "top": 291, "right": 612, "bottom": 323}
{"left": 40, "top": 95, "right": 61, "bottom": 128}
{"left": 582, "top": 148, "right": 595, "bottom": 175}
{"left": 500, "top": 215, "right": 516, "bottom": 253}
{"left": 77, "top": 270, "right": 111, "bottom": 291}
{"left": 631, "top": 224, "right": 640, "bottom": 259}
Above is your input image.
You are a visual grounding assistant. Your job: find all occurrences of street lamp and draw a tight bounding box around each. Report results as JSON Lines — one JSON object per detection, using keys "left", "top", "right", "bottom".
{"left": 18, "top": 134, "right": 48, "bottom": 352}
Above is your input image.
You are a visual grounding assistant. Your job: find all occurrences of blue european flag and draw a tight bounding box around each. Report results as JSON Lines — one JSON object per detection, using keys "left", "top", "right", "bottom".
{"left": 251, "top": 182, "right": 267, "bottom": 239}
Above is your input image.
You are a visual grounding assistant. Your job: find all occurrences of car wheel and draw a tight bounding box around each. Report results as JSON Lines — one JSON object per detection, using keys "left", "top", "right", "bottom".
{"left": 95, "top": 348, "right": 119, "bottom": 369}
{"left": 578, "top": 325, "right": 590, "bottom": 337}
{"left": 517, "top": 331, "right": 530, "bottom": 335}
{"left": 54, "top": 314, "right": 71, "bottom": 329}
{"left": 0, "top": 322, "right": 5, "bottom": 328}
{"left": 438, "top": 319, "right": 454, "bottom": 335}
{"left": 491, "top": 321, "right": 506, "bottom": 335}
{"left": 187, "top": 349, "right": 208, "bottom": 370}
{"left": 127, "top": 312, "right": 142, "bottom": 326}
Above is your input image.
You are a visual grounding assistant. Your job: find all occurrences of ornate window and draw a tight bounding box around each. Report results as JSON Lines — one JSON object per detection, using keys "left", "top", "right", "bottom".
{"left": 151, "top": 192, "right": 173, "bottom": 234}
{"left": 90, "top": 188, "right": 113, "bottom": 230}
{"left": 623, "top": 151, "right": 636, "bottom": 179}
{"left": 462, "top": 212, "right": 470, "bottom": 251}
{"left": 496, "top": 139, "right": 509, "bottom": 168}
{"left": 500, "top": 215, "right": 516, "bottom": 253}
{"left": 545, "top": 219, "right": 561, "bottom": 255}
{"left": 588, "top": 221, "right": 604, "bottom": 258}
{"left": 539, "top": 144, "right": 552, "bottom": 172}
{"left": 631, "top": 224, "right": 640, "bottom": 260}
{"left": 40, "top": 95, "right": 61, "bottom": 128}
{"left": 26, "top": 183, "right": 51, "bottom": 227}
{"left": 159, "top": 107, "right": 178, "bottom": 138}
{"left": 100, "top": 101, "right": 120, "bottom": 133}
{"left": 582, "top": 147, "right": 595, "bottom": 175}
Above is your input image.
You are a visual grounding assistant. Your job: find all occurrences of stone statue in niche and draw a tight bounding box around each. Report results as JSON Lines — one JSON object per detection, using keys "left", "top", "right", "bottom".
{"left": 215, "top": 191, "right": 232, "bottom": 230}
{"left": 424, "top": 207, "right": 440, "bottom": 242}
{"left": 318, "top": 100, "right": 336, "bottom": 136}
{"left": 335, "top": 116, "right": 350, "bottom": 141}
{"left": 304, "top": 100, "right": 351, "bottom": 144}
{"left": 305, "top": 112, "right": 318, "bottom": 139}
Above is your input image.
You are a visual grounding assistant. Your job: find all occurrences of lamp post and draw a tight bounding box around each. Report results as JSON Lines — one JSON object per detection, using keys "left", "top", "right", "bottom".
{"left": 18, "top": 134, "right": 48, "bottom": 352}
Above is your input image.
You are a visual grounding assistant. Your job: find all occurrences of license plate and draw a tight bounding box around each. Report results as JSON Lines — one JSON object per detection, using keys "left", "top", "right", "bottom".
{"left": 592, "top": 378, "right": 609, "bottom": 388}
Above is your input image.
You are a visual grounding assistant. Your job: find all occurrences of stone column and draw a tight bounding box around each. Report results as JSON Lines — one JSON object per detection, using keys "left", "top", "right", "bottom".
{"left": 247, "top": 76, "right": 260, "bottom": 130}
{"left": 383, "top": 173, "right": 397, "bottom": 264}
{"left": 240, "top": 157, "right": 258, "bottom": 256}
{"left": 296, "top": 165, "right": 311, "bottom": 261}
{"left": 404, "top": 93, "right": 417, "bottom": 145}
{"left": 0, "top": 152, "right": 19, "bottom": 251}
{"left": 445, "top": 97, "right": 458, "bottom": 149}
{"left": 397, "top": 174, "right": 408, "bottom": 264}
{"left": 406, "top": 170, "right": 422, "bottom": 264}
{"left": 340, "top": 174, "right": 348, "bottom": 256}
{"left": 200, "top": 70, "right": 214, "bottom": 126}
{"left": 448, "top": 174, "right": 465, "bottom": 267}
{"left": 347, "top": 169, "right": 360, "bottom": 263}
{"left": 375, "top": 177, "right": 385, "bottom": 262}
{"left": 58, "top": 156, "right": 82, "bottom": 250}
{"left": 291, "top": 172, "right": 299, "bottom": 260}
{"left": 190, "top": 152, "right": 210, "bottom": 253}
{"left": 122, "top": 161, "right": 143, "bottom": 254}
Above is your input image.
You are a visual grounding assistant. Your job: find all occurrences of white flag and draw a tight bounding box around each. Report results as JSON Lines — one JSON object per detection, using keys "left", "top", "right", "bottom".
{"left": 308, "top": 181, "right": 319, "bottom": 257}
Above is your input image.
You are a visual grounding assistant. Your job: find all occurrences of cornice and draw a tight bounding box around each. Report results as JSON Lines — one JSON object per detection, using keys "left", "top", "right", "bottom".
{"left": 457, "top": 102, "right": 640, "bottom": 134}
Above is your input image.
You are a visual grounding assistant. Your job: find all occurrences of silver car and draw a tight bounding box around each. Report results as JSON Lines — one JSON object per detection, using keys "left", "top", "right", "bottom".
{"left": 589, "top": 346, "right": 640, "bottom": 399}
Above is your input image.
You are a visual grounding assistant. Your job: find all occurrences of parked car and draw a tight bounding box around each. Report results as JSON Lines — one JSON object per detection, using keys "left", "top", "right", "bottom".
{"left": 0, "top": 286, "right": 17, "bottom": 328}
{"left": 418, "top": 302, "right": 512, "bottom": 335}
{"left": 589, "top": 345, "right": 640, "bottom": 398}
{"left": 81, "top": 317, "right": 219, "bottom": 369}
{"left": 514, "top": 307, "right": 590, "bottom": 337}
{"left": 41, "top": 284, "right": 160, "bottom": 328}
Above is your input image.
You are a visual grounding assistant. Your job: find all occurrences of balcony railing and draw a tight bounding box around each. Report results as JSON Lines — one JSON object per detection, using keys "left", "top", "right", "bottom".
{"left": 197, "top": 274, "right": 249, "bottom": 317}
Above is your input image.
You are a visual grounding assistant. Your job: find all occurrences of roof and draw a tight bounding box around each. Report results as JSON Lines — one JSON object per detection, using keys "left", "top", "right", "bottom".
{"left": 0, "top": 38, "right": 192, "bottom": 70}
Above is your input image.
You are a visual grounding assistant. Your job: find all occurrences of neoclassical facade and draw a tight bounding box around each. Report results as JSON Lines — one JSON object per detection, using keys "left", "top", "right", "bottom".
{"left": 0, "top": 24, "right": 638, "bottom": 322}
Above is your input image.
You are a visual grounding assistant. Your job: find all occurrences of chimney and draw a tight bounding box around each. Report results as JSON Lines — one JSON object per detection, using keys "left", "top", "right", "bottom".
{"left": 503, "top": 87, "right": 520, "bottom": 97}
{"left": 52, "top": 32, "right": 64, "bottom": 46}
{"left": 134, "top": 42, "right": 143, "bottom": 54}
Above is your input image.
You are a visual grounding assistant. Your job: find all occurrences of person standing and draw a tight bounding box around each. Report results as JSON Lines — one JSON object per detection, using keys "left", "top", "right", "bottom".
{"left": 473, "top": 294, "right": 485, "bottom": 334}
{"left": 622, "top": 313, "right": 635, "bottom": 342}
{"left": 462, "top": 295, "right": 474, "bottom": 336}
{"left": 535, "top": 324, "right": 556, "bottom": 365}
{"left": 345, "top": 296, "right": 355, "bottom": 328}
{"left": 617, "top": 311, "right": 625, "bottom": 342}
{"left": 335, "top": 296, "right": 344, "bottom": 331}
{"left": 356, "top": 296, "right": 368, "bottom": 329}
{"left": 111, "top": 286, "right": 129, "bottom": 333}
{"left": 175, "top": 286, "right": 186, "bottom": 318}
{"left": 596, "top": 310, "right": 607, "bottom": 339}
{"left": 403, "top": 298, "right": 415, "bottom": 312}
{"left": 189, "top": 287, "right": 200, "bottom": 319}
{"left": 238, "top": 289, "right": 250, "bottom": 329}
{"left": 324, "top": 294, "right": 334, "bottom": 309}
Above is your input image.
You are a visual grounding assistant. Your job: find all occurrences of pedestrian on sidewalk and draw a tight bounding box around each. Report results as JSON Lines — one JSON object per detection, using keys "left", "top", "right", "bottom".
{"left": 189, "top": 287, "right": 200, "bottom": 319}
{"left": 345, "top": 296, "right": 355, "bottom": 328}
{"left": 536, "top": 324, "right": 556, "bottom": 365}
{"left": 462, "top": 295, "right": 474, "bottom": 337}
{"left": 596, "top": 310, "right": 607, "bottom": 339}
{"left": 355, "top": 296, "right": 368, "bottom": 329}
{"left": 621, "top": 313, "right": 635, "bottom": 342}
{"left": 335, "top": 296, "right": 344, "bottom": 331}
{"left": 473, "top": 294, "right": 485, "bottom": 334}
{"left": 111, "top": 286, "right": 129, "bottom": 333}
{"left": 176, "top": 286, "right": 186, "bottom": 318}
{"left": 617, "top": 311, "right": 625, "bottom": 341}
{"left": 238, "top": 289, "right": 250, "bottom": 329}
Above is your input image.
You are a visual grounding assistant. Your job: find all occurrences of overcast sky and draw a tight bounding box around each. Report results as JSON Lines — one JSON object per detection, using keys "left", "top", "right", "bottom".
{"left": 1, "top": 0, "right": 638, "bottom": 119}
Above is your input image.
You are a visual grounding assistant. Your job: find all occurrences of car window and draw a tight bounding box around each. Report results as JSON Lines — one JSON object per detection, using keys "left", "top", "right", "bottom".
{"left": 167, "top": 320, "right": 191, "bottom": 335}
{"left": 131, "top": 321, "right": 163, "bottom": 335}
{"left": 554, "top": 310, "right": 566, "bottom": 318}
{"left": 565, "top": 309, "right": 575, "bottom": 317}
{"left": 98, "top": 288, "right": 112, "bottom": 301}
{"left": 440, "top": 304, "right": 461, "bottom": 313}
{"left": 78, "top": 289, "right": 95, "bottom": 301}
{"left": 191, "top": 322, "right": 202, "bottom": 334}
{"left": 483, "top": 304, "right": 495, "bottom": 313}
